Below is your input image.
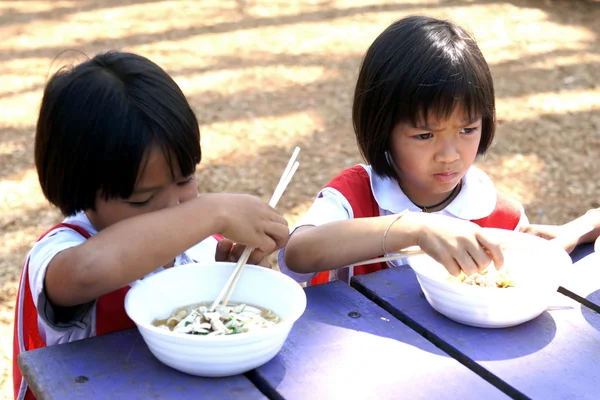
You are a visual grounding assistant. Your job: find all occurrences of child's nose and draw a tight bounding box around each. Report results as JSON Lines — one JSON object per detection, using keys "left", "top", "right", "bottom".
{"left": 435, "top": 142, "right": 460, "bottom": 163}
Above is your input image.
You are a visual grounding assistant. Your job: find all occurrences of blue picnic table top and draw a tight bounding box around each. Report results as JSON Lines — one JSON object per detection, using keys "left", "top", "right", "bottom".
{"left": 351, "top": 242, "right": 600, "bottom": 400}
{"left": 18, "top": 244, "right": 599, "bottom": 399}
{"left": 18, "top": 328, "right": 267, "bottom": 400}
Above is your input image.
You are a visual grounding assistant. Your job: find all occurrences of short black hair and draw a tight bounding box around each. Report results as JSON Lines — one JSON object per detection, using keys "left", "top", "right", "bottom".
{"left": 35, "top": 51, "right": 201, "bottom": 216}
{"left": 352, "top": 15, "right": 496, "bottom": 178}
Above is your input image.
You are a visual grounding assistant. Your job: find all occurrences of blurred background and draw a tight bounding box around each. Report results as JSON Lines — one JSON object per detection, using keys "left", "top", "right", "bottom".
{"left": 0, "top": 0, "right": 599, "bottom": 397}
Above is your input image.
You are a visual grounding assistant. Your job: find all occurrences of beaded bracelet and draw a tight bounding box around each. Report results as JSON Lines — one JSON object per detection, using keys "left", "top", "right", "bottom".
{"left": 382, "top": 209, "right": 410, "bottom": 255}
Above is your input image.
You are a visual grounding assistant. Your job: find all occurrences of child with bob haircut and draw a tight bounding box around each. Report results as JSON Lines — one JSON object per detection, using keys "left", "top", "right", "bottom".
{"left": 14, "top": 51, "right": 289, "bottom": 400}
{"left": 279, "top": 15, "right": 529, "bottom": 286}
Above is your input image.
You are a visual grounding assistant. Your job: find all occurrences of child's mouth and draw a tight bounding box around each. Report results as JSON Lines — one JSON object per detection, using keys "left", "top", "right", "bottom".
{"left": 433, "top": 172, "right": 458, "bottom": 182}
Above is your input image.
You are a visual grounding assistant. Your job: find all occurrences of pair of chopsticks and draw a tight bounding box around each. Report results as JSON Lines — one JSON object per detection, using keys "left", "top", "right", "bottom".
{"left": 209, "top": 147, "right": 301, "bottom": 311}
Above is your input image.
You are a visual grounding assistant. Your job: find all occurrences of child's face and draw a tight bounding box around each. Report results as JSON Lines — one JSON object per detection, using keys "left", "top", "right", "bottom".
{"left": 389, "top": 107, "right": 481, "bottom": 206}
{"left": 87, "top": 146, "right": 198, "bottom": 230}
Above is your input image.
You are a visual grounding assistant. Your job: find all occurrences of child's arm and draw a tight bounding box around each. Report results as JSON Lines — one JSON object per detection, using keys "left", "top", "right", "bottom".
{"left": 521, "top": 208, "right": 600, "bottom": 253}
{"left": 285, "top": 211, "right": 503, "bottom": 278}
{"left": 44, "top": 193, "right": 288, "bottom": 307}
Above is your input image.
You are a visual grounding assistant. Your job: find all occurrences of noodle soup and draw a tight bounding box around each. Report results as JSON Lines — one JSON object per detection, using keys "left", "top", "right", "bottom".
{"left": 447, "top": 267, "right": 515, "bottom": 288}
{"left": 153, "top": 302, "right": 281, "bottom": 336}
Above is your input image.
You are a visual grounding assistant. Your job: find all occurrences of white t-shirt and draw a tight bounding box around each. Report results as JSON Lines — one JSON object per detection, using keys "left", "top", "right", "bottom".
{"left": 26, "top": 211, "right": 218, "bottom": 346}
{"left": 278, "top": 165, "right": 529, "bottom": 283}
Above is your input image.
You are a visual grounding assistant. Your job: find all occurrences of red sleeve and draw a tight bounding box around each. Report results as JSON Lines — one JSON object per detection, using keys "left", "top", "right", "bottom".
{"left": 310, "top": 166, "right": 386, "bottom": 286}
{"left": 322, "top": 166, "right": 380, "bottom": 219}
{"left": 470, "top": 191, "right": 523, "bottom": 230}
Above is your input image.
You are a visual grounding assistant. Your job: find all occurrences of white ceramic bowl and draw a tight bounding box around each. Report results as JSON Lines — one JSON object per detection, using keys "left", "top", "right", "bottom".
{"left": 124, "top": 262, "right": 307, "bottom": 377}
{"left": 408, "top": 228, "right": 572, "bottom": 328}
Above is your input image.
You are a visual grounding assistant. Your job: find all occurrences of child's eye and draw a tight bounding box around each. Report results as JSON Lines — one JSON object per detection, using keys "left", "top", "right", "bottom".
{"left": 177, "top": 175, "right": 195, "bottom": 186}
{"left": 413, "top": 133, "right": 433, "bottom": 140}
{"left": 461, "top": 127, "right": 478, "bottom": 135}
{"left": 128, "top": 198, "right": 151, "bottom": 207}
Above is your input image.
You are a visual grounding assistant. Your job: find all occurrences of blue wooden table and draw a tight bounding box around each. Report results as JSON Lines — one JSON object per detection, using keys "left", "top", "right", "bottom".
{"left": 18, "top": 244, "right": 598, "bottom": 399}
{"left": 351, "top": 243, "right": 600, "bottom": 400}
{"left": 18, "top": 329, "right": 267, "bottom": 400}
{"left": 249, "top": 280, "right": 505, "bottom": 400}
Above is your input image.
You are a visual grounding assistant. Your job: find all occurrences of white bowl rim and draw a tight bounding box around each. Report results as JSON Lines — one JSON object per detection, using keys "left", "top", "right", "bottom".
{"left": 408, "top": 227, "right": 572, "bottom": 292}
{"left": 125, "top": 262, "right": 307, "bottom": 342}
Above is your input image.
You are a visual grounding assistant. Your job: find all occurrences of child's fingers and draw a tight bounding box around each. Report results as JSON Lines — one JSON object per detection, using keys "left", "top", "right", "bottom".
{"left": 520, "top": 224, "right": 555, "bottom": 240}
{"left": 266, "top": 221, "right": 290, "bottom": 249}
{"left": 476, "top": 234, "right": 504, "bottom": 269}
{"left": 229, "top": 242, "right": 246, "bottom": 262}
{"left": 215, "top": 239, "right": 234, "bottom": 262}
{"left": 269, "top": 208, "right": 288, "bottom": 225}
{"left": 518, "top": 225, "right": 531, "bottom": 233}
{"left": 247, "top": 249, "right": 267, "bottom": 266}
{"left": 439, "top": 256, "right": 462, "bottom": 277}
{"left": 452, "top": 250, "right": 479, "bottom": 276}
{"left": 468, "top": 245, "right": 493, "bottom": 272}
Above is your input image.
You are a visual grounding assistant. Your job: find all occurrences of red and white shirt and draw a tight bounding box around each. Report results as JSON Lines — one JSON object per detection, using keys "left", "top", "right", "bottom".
{"left": 13, "top": 212, "right": 219, "bottom": 400}
{"left": 278, "top": 164, "right": 528, "bottom": 286}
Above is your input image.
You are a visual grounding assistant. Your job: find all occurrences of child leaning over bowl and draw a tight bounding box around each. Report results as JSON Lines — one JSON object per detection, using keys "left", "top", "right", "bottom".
{"left": 521, "top": 208, "right": 600, "bottom": 253}
{"left": 13, "top": 51, "right": 289, "bottom": 400}
{"left": 278, "top": 15, "right": 530, "bottom": 287}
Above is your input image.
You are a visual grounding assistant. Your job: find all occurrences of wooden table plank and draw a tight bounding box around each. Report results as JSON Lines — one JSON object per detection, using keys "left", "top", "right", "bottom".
{"left": 351, "top": 265, "right": 600, "bottom": 400}
{"left": 18, "top": 328, "right": 267, "bottom": 400}
{"left": 560, "top": 243, "right": 600, "bottom": 312}
{"left": 250, "top": 280, "right": 509, "bottom": 400}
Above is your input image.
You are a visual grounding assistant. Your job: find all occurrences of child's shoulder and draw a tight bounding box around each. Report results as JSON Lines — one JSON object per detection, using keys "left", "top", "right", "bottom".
{"left": 461, "top": 166, "right": 525, "bottom": 230}
{"left": 28, "top": 213, "right": 95, "bottom": 266}
{"left": 465, "top": 166, "right": 521, "bottom": 204}
{"left": 324, "top": 164, "right": 372, "bottom": 188}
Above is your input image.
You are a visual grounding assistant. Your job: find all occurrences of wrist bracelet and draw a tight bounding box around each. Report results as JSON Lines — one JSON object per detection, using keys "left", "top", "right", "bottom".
{"left": 382, "top": 209, "right": 409, "bottom": 255}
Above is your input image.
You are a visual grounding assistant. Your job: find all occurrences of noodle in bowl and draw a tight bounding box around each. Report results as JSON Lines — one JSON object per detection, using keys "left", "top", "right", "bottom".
{"left": 125, "top": 262, "right": 307, "bottom": 377}
{"left": 407, "top": 228, "right": 572, "bottom": 328}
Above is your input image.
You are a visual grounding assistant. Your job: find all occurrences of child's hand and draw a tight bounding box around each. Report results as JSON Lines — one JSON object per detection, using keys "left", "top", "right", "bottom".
{"left": 215, "top": 239, "right": 271, "bottom": 268}
{"left": 210, "top": 194, "right": 289, "bottom": 255}
{"left": 409, "top": 213, "right": 504, "bottom": 277}
{"left": 520, "top": 224, "right": 580, "bottom": 253}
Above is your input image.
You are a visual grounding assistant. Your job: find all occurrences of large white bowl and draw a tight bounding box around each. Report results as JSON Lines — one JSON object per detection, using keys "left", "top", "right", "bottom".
{"left": 407, "top": 228, "right": 572, "bottom": 328}
{"left": 124, "top": 262, "right": 307, "bottom": 377}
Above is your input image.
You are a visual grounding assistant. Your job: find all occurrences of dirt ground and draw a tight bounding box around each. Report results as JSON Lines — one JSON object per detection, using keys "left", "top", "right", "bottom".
{"left": 0, "top": 0, "right": 599, "bottom": 397}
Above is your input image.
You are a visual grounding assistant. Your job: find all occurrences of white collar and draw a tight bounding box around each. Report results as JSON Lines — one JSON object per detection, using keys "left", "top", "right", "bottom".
{"left": 64, "top": 211, "right": 100, "bottom": 235}
{"left": 362, "top": 164, "right": 497, "bottom": 220}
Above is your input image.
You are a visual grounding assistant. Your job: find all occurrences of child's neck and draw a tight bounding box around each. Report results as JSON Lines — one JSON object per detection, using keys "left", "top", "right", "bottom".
{"left": 404, "top": 182, "right": 462, "bottom": 213}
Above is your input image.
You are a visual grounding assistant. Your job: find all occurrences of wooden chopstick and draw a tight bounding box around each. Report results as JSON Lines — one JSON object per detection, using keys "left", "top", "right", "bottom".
{"left": 346, "top": 247, "right": 424, "bottom": 268}
{"left": 209, "top": 147, "right": 301, "bottom": 311}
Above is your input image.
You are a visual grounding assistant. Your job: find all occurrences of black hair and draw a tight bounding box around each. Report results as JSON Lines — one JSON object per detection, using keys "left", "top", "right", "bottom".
{"left": 352, "top": 15, "right": 496, "bottom": 178}
{"left": 35, "top": 51, "right": 201, "bottom": 216}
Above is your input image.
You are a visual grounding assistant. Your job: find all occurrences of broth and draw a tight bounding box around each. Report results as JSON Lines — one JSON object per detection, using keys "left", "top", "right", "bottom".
{"left": 152, "top": 302, "right": 281, "bottom": 336}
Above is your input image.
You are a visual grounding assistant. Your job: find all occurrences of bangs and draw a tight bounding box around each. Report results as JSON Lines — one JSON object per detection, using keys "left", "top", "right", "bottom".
{"left": 399, "top": 59, "right": 490, "bottom": 128}
{"left": 98, "top": 85, "right": 201, "bottom": 201}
